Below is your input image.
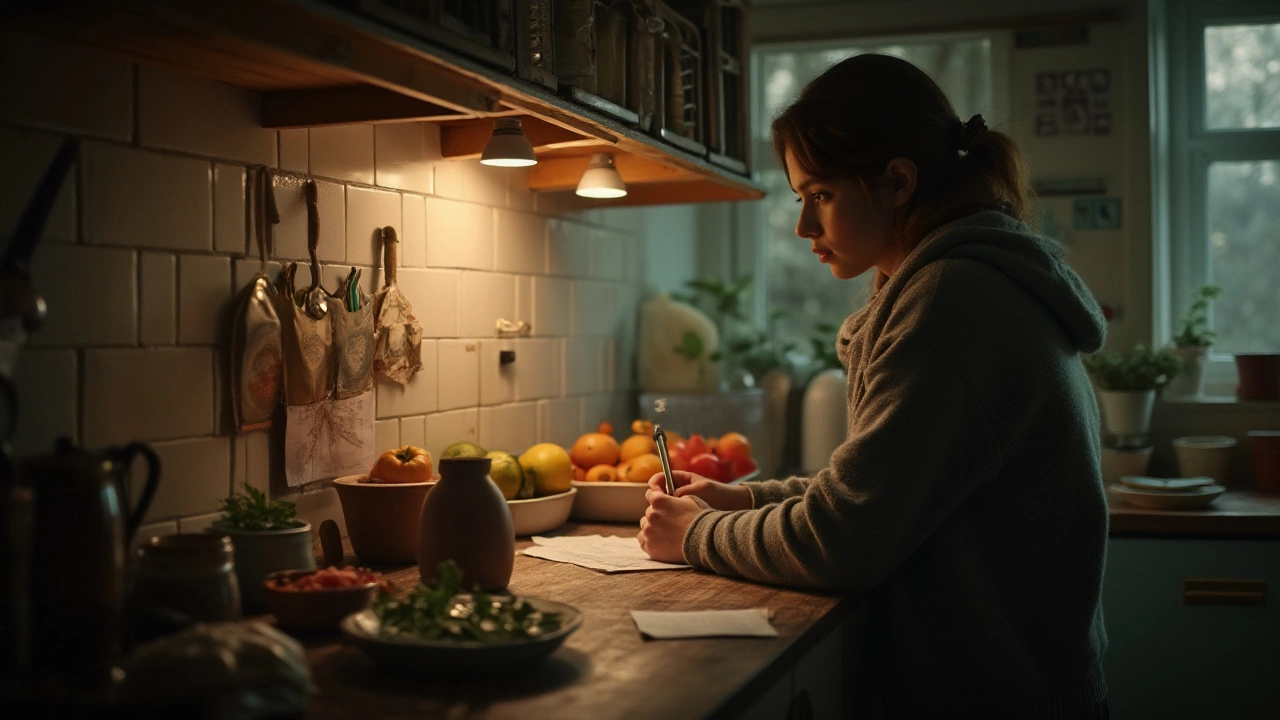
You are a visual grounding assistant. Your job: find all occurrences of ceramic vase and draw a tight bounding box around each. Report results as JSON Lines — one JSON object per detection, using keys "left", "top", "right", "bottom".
{"left": 418, "top": 457, "right": 514, "bottom": 591}
{"left": 1097, "top": 389, "right": 1156, "bottom": 448}
{"left": 1165, "top": 346, "right": 1209, "bottom": 399}
{"left": 760, "top": 368, "right": 792, "bottom": 478}
{"left": 802, "top": 369, "right": 847, "bottom": 474}
{"left": 1172, "top": 435, "right": 1237, "bottom": 485}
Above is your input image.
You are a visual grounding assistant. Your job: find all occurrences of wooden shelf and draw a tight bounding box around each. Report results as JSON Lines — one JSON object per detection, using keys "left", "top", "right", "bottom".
{"left": 14, "top": 0, "right": 764, "bottom": 207}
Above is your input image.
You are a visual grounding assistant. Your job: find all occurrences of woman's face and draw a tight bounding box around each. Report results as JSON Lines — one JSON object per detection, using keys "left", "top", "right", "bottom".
{"left": 785, "top": 149, "right": 907, "bottom": 281}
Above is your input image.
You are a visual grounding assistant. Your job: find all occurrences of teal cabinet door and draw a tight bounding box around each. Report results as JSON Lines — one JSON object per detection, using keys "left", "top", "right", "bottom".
{"left": 1103, "top": 537, "right": 1280, "bottom": 720}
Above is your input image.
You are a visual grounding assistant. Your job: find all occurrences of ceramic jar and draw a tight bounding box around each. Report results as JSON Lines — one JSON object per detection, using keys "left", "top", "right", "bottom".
{"left": 132, "top": 534, "right": 241, "bottom": 625}
{"left": 210, "top": 521, "right": 314, "bottom": 614}
{"left": 418, "top": 457, "right": 514, "bottom": 591}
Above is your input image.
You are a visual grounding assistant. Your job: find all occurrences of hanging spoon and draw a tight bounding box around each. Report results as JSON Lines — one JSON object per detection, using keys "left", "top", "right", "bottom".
{"left": 302, "top": 180, "right": 328, "bottom": 320}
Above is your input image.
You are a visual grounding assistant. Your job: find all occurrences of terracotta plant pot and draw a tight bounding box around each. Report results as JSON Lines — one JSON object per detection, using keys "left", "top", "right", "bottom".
{"left": 1172, "top": 436, "right": 1237, "bottom": 485}
{"left": 418, "top": 457, "right": 513, "bottom": 591}
{"left": 1248, "top": 431, "right": 1280, "bottom": 491}
{"left": 1234, "top": 354, "right": 1280, "bottom": 400}
{"left": 333, "top": 476, "right": 433, "bottom": 565}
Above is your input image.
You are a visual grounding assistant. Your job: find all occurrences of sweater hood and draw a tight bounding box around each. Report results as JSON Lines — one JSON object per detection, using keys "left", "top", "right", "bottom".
{"left": 893, "top": 210, "right": 1107, "bottom": 352}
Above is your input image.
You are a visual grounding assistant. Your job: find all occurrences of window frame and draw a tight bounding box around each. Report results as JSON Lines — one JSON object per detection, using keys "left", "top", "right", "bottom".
{"left": 1157, "top": 0, "right": 1280, "bottom": 393}
{"left": 741, "top": 31, "right": 1011, "bottom": 338}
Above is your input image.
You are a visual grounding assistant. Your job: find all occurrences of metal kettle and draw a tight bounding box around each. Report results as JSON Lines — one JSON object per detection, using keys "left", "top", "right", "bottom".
{"left": 17, "top": 436, "right": 160, "bottom": 702}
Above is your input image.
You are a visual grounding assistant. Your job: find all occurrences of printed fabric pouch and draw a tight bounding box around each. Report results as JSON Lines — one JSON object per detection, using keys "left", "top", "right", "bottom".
{"left": 371, "top": 227, "right": 423, "bottom": 385}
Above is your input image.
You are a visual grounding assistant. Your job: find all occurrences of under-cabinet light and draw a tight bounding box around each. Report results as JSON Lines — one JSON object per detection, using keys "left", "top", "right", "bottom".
{"left": 575, "top": 153, "right": 627, "bottom": 199}
{"left": 479, "top": 118, "right": 537, "bottom": 167}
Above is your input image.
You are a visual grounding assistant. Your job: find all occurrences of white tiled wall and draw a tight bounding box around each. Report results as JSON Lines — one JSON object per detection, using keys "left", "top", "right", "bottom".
{"left": 2, "top": 35, "right": 649, "bottom": 536}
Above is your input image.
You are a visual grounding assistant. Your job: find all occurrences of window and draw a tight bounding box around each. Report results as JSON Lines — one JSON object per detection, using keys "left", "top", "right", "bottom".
{"left": 749, "top": 36, "right": 1003, "bottom": 357}
{"left": 1159, "top": 1, "right": 1280, "bottom": 360}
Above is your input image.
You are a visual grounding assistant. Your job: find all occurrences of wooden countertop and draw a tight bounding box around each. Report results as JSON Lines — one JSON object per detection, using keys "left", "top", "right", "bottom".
{"left": 1108, "top": 489, "right": 1280, "bottom": 538}
{"left": 303, "top": 523, "right": 855, "bottom": 720}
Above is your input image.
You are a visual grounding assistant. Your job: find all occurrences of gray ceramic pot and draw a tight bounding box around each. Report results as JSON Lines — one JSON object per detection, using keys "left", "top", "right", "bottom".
{"left": 210, "top": 521, "right": 315, "bottom": 614}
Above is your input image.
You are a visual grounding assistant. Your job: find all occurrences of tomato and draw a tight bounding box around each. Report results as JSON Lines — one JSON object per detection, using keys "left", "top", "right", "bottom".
{"left": 668, "top": 449, "right": 691, "bottom": 473}
{"left": 275, "top": 566, "right": 380, "bottom": 591}
{"left": 728, "top": 456, "right": 757, "bottom": 480}
{"left": 370, "top": 445, "right": 433, "bottom": 484}
{"left": 716, "top": 432, "right": 753, "bottom": 462}
{"left": 688, "top": 453, "right": 724, "bottom": 482}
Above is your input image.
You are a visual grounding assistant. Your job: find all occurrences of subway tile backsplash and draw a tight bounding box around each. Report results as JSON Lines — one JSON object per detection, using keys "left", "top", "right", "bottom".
{"left": 4, "top": 35, "right": 646, "bottom": 536}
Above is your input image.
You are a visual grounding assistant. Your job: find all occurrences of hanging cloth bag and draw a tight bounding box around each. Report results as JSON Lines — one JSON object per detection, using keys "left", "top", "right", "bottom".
{"left": 229, "top": 167, "right": 284, "bottom": 432}
{"left": 371, "top": 227, "right": 423, "bottom": 385}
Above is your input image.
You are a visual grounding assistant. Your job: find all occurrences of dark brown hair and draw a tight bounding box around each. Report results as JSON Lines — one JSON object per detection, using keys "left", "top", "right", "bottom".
{"left": 771, "top": 54, "right": 1034, "bottom": 287}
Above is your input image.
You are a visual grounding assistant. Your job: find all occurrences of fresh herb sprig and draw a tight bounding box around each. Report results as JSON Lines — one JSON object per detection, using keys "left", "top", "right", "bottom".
{"left": 216, "top": 483, "right": 304, "bottom": 531}
{"left": 373, "top": 560, "right": 562, "bottom": 642}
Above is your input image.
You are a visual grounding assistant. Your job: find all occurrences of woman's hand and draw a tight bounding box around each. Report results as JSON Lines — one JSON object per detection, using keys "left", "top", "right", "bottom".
{"left": 637, "top": 472, "right": 753, "bottom": 563}
{"left": 648, "top": 470, "right": 753, "bottom": 511}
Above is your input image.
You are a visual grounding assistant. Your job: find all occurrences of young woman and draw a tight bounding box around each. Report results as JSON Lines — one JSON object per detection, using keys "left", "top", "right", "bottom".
{"left": 639, "top": 54, "right": 1110, "bottom": 719}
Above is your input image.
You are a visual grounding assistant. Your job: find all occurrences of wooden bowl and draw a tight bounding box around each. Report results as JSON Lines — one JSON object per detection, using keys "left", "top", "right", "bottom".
{"left": 332, "top": 475, "right": 434, "bottom": 565}
{"left": 264, "top": 568, "right": 381, "bottom": 632}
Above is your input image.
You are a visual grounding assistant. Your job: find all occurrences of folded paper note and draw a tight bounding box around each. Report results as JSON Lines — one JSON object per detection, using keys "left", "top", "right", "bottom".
{"left": 523, "top": 535, "right": 690, "bottom": 573}
{"left": 630, "top": 609, "right": 778, "bottom": 639}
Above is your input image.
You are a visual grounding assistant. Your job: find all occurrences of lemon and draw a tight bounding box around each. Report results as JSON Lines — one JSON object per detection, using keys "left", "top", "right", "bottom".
{"left": 485, "top": 451, "right": 525, "bottom": 501}
{"left": 441, "top": 441, "right": 487, "bottom": 459}
{"left": 518, "top": 443, "right": 574, "bottom": 496}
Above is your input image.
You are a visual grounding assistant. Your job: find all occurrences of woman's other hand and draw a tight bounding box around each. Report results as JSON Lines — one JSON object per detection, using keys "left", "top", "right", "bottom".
{"left": 647, "top": 470, "right": 753, "bottom": 511}
{"left": 637, "top": 472, "right": 753, "bottom": 563}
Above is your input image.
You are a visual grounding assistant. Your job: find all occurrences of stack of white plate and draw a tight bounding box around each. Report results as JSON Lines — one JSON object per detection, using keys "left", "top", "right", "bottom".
{"left": 1110, "top": 476, "right": 1225, "bottom": 510}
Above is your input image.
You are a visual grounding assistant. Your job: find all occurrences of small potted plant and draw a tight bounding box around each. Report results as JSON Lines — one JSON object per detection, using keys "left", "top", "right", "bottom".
{"left": 1166, "top": 284, "right": 1222, "bottom": 398}
{"left": 210, "top": 483, "right": 315, "bottom": 614}
{"left": 1083, "top": 345, "right": 1182, "bottom": 447}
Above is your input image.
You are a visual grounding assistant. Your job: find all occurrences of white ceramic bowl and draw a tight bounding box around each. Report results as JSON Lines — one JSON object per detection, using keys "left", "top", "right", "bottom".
{"left": 569, "top": 481, "right": 648, "bottom": 523}
{"left": 509, "top": 488, "right": 576, "bottom": 536}
{"left": 1111, "top": 484, "right": 1225, "bottom": 510}
{"left": 569, "top": 470, "right": 761, "bottom": 524}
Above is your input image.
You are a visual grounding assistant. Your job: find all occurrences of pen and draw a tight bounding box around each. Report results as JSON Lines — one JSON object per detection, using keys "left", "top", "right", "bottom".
{"left": 654, "top": 424, "right": 676, "bottom": 495}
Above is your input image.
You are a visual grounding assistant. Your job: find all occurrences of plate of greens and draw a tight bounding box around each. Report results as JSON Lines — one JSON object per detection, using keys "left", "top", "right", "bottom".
{"left": 340, "top": 561, "right": 582, "bottom": 673}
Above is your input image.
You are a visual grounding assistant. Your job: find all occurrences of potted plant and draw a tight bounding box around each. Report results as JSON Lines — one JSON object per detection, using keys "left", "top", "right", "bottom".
{"left": 210, "top": 483, "right": 315, "bottom": 613}
{"left": 1166, "top": 284, "right": 1222, "bottom": 398}
{"left": 1083, "top": 345, "right": 1182, "bottom": 447}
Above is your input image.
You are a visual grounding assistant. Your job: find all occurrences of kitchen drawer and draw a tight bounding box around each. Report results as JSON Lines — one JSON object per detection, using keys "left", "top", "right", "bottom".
{"left": 1103, "top": 537, "right": 1280, "bottom": 720}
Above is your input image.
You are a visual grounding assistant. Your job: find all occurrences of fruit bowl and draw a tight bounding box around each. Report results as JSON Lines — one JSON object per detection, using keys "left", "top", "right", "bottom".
{"left": 508, "top": 488, "right": 576, "bottom": 536}
{"left": 332, "top": 475, "right": 435, "bottom": 565}
{"left": 264, "top": 567, "right": 384, "bottom": 633}
{"left": 570, "top": 470, "right": 761, "bottom": 524}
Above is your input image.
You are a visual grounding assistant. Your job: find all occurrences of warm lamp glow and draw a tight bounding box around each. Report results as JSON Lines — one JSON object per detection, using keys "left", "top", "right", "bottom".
{"left": 575, "top": 154, "right": 627, "bottom": 198}
{"left": 479, "top": 118, "right": 537, "bottom": 167}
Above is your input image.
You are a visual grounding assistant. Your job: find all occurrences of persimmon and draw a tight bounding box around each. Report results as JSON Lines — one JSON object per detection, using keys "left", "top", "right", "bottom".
{"left": 716, "top": 432, "right": 753, "bottom": 462}
{"left": 570, "top": 432, "right": 620, "bottom": 468}
{"left": 370, "top": 446, "right": 433, "bottom": 484}
{"left": 619, "top": 434, "right": 658, "bottom": 462}
{"left": 585, "top": 464, "right": 617, "bottom": 483}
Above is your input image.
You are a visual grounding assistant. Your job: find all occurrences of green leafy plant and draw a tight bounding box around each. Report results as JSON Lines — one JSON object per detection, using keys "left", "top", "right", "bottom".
{"left": 216, "top": 483, "right": 304, "bottom": 531}
{"left": 1171, "top": 284, "right": 1222, "bottom": 347}
{"left": 673, "top": 274, "right": 797, "bottom": 383}
{"left": 372, "top": 560, "right": 562, "bottom": 641}
{"left": 1083, "top": 345, "right": 1183, "bottom": 391}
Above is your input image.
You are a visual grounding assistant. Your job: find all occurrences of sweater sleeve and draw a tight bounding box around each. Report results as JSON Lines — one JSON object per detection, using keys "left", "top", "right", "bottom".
{"left": 744, "top": 476, "right": 813, "bottom": 507}
{"left": 682, "top": 335, "right": 1001, "bottom": 592}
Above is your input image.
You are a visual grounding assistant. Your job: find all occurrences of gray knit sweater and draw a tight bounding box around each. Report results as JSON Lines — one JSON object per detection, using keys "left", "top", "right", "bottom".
{"left": 683, "top": 211, "right": 1110, "bottom": 718}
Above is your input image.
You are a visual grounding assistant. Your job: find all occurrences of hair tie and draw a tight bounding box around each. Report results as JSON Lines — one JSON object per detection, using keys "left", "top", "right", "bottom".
{"left": 955, "top": 114, "right": 988, "bottom": 153}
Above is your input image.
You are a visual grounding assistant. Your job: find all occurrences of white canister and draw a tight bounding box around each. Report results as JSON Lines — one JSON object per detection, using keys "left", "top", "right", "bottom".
{"left": 1100, "top": 446, "right": 1154, "bottom": 485}
{"left": 802, "top": 369, "right": 847, "bottom": 475}
{"left": 1097, "top": 389, "right": 1156, "bottom": 447}
{"left": 1173, "top": 435, "right": 1237, "bottom": 485}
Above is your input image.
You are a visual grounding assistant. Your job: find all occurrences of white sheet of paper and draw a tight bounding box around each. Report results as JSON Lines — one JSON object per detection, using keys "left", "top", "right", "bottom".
{"left": 630, "top": 609, "right": 778, "bottom": 639}
{"left": 284, "top": 390, "right": 376, "bottom": 487}
{"left": 523, "top": 535, "right": 690, "bottom": 573}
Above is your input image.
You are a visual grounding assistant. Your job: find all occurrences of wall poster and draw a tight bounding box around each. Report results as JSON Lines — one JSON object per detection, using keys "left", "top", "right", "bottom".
{"left": 1035, "top": 69, "right": 1111, "bottom": 136}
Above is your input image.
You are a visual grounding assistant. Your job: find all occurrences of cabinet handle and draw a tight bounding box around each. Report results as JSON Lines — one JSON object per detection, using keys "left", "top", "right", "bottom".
{"left": 1183, "top": 579, "right": 1266, "bottom": 606}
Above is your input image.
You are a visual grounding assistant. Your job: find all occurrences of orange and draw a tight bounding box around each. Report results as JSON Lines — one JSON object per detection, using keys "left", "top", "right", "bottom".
{"left": 717, "top": 432, "right": 752, "bottom": 462}
{"left": 630, "top": 419, "right": 654, "bottom": 435}
{"left": 570, "top": 432, "right": 620, "bottom": 468}
{"left": 619, "top": 434, "right": 658, "bottom": 462}
{"left": 615, "top": 461, "right": 633, "bottom": 483}
{"left": 623, "top": 453, "right": 663, "bottom": 483}
{"left": 597, "top": 421, "right": 614, "bottom": 436}
{"left": 585, "top": 464, "right": 617, "bottom": 483}
{"left": 665, "top": 430, "right": 685, "bottom": 445}
{"left": 573, "top": 464, "right": 586, "bottom": 481}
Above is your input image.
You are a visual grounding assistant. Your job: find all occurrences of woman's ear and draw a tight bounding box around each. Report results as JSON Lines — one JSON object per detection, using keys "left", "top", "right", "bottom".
{"left": 883, "top": 158, "right": 917, "bottom": 208}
